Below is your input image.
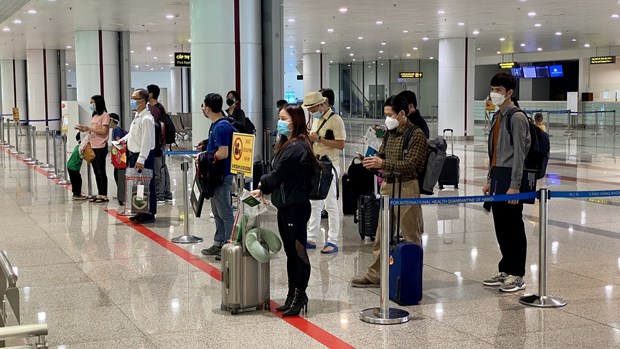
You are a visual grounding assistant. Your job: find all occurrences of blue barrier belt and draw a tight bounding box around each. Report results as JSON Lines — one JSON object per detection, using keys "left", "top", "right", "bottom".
{"left": 163, "top": 150, "right": 200, "bottom": 156}
{"left": 390, "top": 192, "right": 537, "bottom": 206}
{"left": 550, "top": 190, "right": 620, "bottom": 199}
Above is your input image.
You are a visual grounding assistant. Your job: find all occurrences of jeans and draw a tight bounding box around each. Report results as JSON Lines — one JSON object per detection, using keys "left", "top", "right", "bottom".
{"left": 307, "top": 175, "right": 340, "bottom": 245}
{"left": 91, "top": 147, "right": 108, "bottom": 196}
{"left": 210, "top": 174, "right": 234, "bottom": 246}
{"left": 278, "top": 200, "right": 312, "bottom": 291}
{"left": 128, "top": 151, "right": 157, "bottom": 216}
{"left": 154, "top": 156, "right": 172, "bottom": 200}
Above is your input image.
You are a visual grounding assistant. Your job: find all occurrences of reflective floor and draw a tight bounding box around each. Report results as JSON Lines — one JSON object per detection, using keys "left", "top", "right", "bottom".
{"left": 2, "top": 124, "right": 620, "bottom": 348}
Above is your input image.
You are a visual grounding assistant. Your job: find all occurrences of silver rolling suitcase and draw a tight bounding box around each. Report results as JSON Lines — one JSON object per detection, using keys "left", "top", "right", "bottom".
{"left": 221, "top": 180, "right": 270, "bottom": 314}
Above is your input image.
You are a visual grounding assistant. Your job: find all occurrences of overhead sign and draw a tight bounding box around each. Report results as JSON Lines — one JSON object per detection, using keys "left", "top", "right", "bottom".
{"left": 11, "top": 107, "right": 19, "bottom": 122}
{"left": 498, "top": 62, "right": 518, "bottom": 69}
{"left": 590, "top": 56, "right": 616, "bottom": 65}
{"left": 230, "top": 132, "right": 255, "bottom": 178}
{"left": 399, "top": 72, "right": 423, "bottom": 79}
{"left": 174, "top": 52, "right": 191, "bottom": 67}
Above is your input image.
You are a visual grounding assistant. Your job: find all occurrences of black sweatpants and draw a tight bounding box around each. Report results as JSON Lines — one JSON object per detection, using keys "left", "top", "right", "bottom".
{"left": 91, "top": 147, "right": 108, "bottom": 196}
{"left": 491, "top": 201, "right": 527, "bottom": 277}
{"left": 277, "top": 200, "right": 312, "bottom": 291}
{"left": 68, "top": 169, "right": 82, "bottom": 196}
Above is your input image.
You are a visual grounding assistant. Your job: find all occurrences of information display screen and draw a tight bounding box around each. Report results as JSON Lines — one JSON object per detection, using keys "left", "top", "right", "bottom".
{"left": 522, "top": 66, "right": 537, "bottom": 78}
{"left": 511, "top": 67, "right": 523, "bottom": 78}
{"left": 536, "top": 66, "right": 549, "bottom": 78}
{"left": 549, "top": 65, "right": 564, "bottom": 77}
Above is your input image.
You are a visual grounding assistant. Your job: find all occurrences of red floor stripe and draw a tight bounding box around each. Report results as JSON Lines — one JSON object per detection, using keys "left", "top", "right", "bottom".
{"left": 1, "top": 145, "right": 72, "bottom": 187}
{"left": 105, "top": 209, "right": 356, "bottom": 349}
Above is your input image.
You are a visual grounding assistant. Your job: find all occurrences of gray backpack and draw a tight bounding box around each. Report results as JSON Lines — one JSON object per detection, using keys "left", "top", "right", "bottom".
{"left": 397, "top": 126, "right": 447, "bottom": 195}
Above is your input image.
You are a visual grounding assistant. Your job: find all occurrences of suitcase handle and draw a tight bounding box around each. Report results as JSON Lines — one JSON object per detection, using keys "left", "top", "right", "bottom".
{"left": 442, "top": 129, "right": 454, "bottom": 134}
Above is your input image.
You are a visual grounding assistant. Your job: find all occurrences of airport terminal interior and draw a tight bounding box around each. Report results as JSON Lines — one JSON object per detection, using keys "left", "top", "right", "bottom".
{"left": 2, "top": 0, "right": 620, "bottom": 348}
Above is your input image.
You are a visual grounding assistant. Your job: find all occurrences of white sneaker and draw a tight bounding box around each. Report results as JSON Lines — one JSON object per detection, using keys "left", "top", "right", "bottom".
{"left": 499, "top": 275, "right": 526, "bottom": 293}
{"left": 482, "top": 272, "right": 508, "bottom": 287}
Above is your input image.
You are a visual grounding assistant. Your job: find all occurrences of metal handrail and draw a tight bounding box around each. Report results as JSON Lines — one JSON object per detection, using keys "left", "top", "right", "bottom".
{"left": 0, "top": 324, "right": 48, "bottom": 339}
{"left": 0, "top": 252, "right": 17, "bottom": 286}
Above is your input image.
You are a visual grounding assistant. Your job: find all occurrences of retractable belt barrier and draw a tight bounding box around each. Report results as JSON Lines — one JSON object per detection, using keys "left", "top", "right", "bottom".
{"left": 163, "top": 150, "right": 200, "bottom": 156}
{"left": 361, "top": 187, "right": 620, "bottom": 325}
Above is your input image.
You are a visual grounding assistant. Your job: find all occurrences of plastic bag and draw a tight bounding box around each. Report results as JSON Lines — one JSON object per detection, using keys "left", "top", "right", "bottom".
{"left": 124, "top": 168, "right": 153, "bottom": 215}
{"left": 363, "top": 125, "right": 385, "bottom": 155}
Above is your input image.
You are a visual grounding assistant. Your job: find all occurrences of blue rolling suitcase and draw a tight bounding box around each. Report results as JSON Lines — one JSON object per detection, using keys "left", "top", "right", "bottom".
{"left": 388, "top": 176, "right": 423, "bottom": 306}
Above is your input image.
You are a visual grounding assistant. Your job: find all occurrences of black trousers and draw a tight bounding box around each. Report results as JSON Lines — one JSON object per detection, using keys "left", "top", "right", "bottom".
{"left": 277, "top": 200, "right": 312, "bottom": 291}
{"left": 91, "top": 147, "right": 108, "bottom": 196}
{"left": 68, "top": 169, "right": 82, "bottom": 196}
{"left": 491, "top": 201, "right": 527, "bottom": 277}
{"left": 128, "top": 151, "right": 157, "bottom": 217}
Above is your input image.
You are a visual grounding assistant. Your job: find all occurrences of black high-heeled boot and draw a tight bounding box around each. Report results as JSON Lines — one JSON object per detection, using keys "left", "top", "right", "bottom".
{"left": 282, "top": 288, "right": 308, "bottom": 317}
{"left": 276, "top": 287, "right": 295, "bottom": 311}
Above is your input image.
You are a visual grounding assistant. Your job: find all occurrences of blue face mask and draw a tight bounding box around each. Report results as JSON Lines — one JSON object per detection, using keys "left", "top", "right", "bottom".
{"left": 312, "top": 111, "right": 323, "bottom": 119}
{"left": 89, "top": 104, "right": 96, "bottom": 112}
{"left": 277, "top": 120, "right": 292, "bottom": 136}
{"left": 130, "top": 99, "right": 138, "bottom": 110}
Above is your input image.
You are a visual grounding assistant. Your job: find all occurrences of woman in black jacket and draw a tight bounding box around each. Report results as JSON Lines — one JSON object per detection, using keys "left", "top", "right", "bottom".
{"left": 250, "top": 104, "right": 317, "bottom": 317}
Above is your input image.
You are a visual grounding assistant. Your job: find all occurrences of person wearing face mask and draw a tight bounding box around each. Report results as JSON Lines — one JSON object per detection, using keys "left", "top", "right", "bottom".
{"left": 76, "top": 94, "right": 111, "bottom": 203}
{"left": 118, "top": 88, "right": 157, "bottom": 224}
{"left": 199, "top": 93, "right": 235, "bottom": 259}
{"left": 303, "top": 91, "right": 347, "bottom": 254}
{"left": 482, "top": 73, "right": 531, "bottom": 293}
{"left": 351, "top": 95, "right": 427, "bottom": 288}
{"left": 249, "top": 104, "right": 317, "bottom": 316}
{"left": 225, "top": 90, "right": 256, "bottom": 134}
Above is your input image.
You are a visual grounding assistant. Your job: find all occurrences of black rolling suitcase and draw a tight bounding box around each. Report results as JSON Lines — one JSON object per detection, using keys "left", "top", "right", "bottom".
{"left": 342, "top": 158, "right": 375, "bottom": 215}
{"left": 356, "top": 175, "right": 379, "bottom": 241}
{"left": 341, "top": 172, "right": 357, "bottom": 215}
{"left": 438, "top": 129, "right": 460, "bottom": 189}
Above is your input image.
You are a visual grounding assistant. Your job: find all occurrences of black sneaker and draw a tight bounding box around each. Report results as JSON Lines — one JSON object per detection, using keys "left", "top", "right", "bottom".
{"left": 201, "top": 245, "right": 222, "bottom": 256}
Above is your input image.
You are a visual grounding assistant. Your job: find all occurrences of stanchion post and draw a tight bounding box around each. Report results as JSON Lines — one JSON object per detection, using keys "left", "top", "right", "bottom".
{"left": 87, "top": 162, "right": 93, "bottom": 198}
{"left": 0, "top": 117, "right": 5, "bottom": 145}
{"left": 41, "top": 127, "right": 52, "bottom": 169}
{"left": 56, "top": 135, "right": 70, "bottom": 185}
{"left": 31, "top": 126, "right": 41, "bottom": 165}
{"left": 24, "top": 123, "right": 34, "bottom": 162}
{"left": 172, "top": 156, "right": 203, "bottom": 244}
{"left": 6, "top": 118, "right": 13, "bottom": 149}
{"left": 519, "top": 188, "right": 567, "bottom": 308}
{"left": 47, "top": 131, "right": 60, "bottom": 179}
{"left": 360, "top": 195, "right": 410, "bottom": 325}
{"left": 614, "top": 110, "right": 618, "bottom": 135}
{"left": 592, "top": 111, "right": 601, "bottom": 135}
{"left": 11, "top": 121, "right": 22, "bottom": 154}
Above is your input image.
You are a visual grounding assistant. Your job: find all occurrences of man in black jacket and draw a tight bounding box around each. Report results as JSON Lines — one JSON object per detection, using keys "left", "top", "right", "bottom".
{"left": 398, "top": 90, "right": 429, "bottom": 139}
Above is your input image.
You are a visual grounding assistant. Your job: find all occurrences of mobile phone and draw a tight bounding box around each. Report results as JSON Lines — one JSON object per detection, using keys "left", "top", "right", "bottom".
{"left": 355, "top": 151, "right": 364, "bottom": 159}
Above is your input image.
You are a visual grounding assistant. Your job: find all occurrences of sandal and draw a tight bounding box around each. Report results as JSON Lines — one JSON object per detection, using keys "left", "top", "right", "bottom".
{"left": 320, "top": 242, "right": 339, "bottom": 254}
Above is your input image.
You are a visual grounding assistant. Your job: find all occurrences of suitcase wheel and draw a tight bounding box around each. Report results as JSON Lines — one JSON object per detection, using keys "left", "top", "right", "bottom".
{"left": 220, "top": 304, "right": 226, "bottom": 311}
{"left": 264, "top": 303, "right": 271, "bottom": 311}
{"left": 455, "top": 184, "right": 459, "bottom": 189}
{"left": 230, "top": 308, "right": 240, "bottom": 315}
{"left": 439, "top": 185, "right": 444, "bottom": 190}
{"left": 370, "top": 237, "right": 375, "bottom": 242}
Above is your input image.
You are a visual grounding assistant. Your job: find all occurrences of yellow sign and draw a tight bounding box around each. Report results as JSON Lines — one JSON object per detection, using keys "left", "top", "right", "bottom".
{"left": 498, "top": 62, "right": 518, "bottom": 69}
{"left": 230, "top": 132, "right": 255, "bottom": 177}
{"left": 590, "top": 56, "right": 616, "bottom": 65}
{"left": 12, "top": 107, "right": 19, "bottom": 122}
{"left": 399, "top": 72, "right": 423, "bottom": 79}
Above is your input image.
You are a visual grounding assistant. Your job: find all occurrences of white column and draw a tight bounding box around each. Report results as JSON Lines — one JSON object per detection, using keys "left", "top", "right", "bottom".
{"left": 1, "top": 60, "right": 14, "bottom": 115}
{"left": 190, "top": 0, "right": 236, "bottom": 143}
{"left": 303, "top": 53, "right": 330, "bottom": 96}
{"left": 75, "top": 31, "right": 121, "bottom": 125}
{"left": 437, "top": 38, "right": 475, "bottom": 139}
{"left": 240, "top": 0, "right": 263, "bottom": 159}
{"left": 27, "top": 49, "right": 62, "bottom": 130}
{"left": 169, "top": 68, "right": 182, "bottom": 114}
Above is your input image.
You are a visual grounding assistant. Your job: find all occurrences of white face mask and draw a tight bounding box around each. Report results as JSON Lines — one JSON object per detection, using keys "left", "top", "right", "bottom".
{"left": 385, "top": 116, "right": 400, "bottom": 130}
{"left": 490, "top": 91, "right": 506, "bottom": 106}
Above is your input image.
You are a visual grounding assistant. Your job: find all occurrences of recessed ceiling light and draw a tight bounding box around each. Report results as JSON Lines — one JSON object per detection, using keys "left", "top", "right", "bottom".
{"left": 499, "top": 37, "right": 506, "bottom": 41}
{"left": 339, "top": 8, "right": 348, "bottom": 14}
{"left": 315, "top": 49, "right": 320, "bottom": 53}
{"left": 381, "top": 42, "right": 387, "bottom": 46}
{"left": 528, "top": 12, "right": 536, "bottom": 17}
{"left": 65, "top": 63, "right": 69, "bottom": 66}
{"left": 473, "top": 30, "right": 480, "bottom": 35}
{"left": 537, "top": 47, "right": 543, "bottom": 51}
{"left": 150, "top": 68, "right": 154, "bottom": 71}
{"left": 584, "top": 43, "right": 591, "bottom": 48}
{"left": 346, "top": 46, "right": 351, "bottom": 50}
{"left": 376, "top": 20, "right": 383, "bottom": 25}
{"left": 422, "top": 36, "right": 429, "bottom": 41}
{"left": 67, "top": 69, "right": 71, "bottom": 72}
{"left": 458, "top": 22, "right": 465, "bottom": 26}
{"left": 379, "top": 50, "right": 384, "bottom": 53}
{"left": 413, "top": 47, "right": 418, "bottom": 50}
{"left": 477, "top": 47, "right": 481, "bottom": 51}
{"left": 146, "top": 64, "right": 149, "bottom": 67}
{"left": 166, "top": 14, "right": 174, "bottom": 20}
{"left": 350, "top": 53, "right": 354, "bottom": 56}
{"left": 13, "top": 19, "right": 21, "bottom": 24}
{"left": 613, "top": 14, "right": 620, "bottom": 19}
{"left": 406, "top": 53, "right": 411, "bottom": 57}
{"left": 352, "top": 59, "right": 356, "bottom": 62}
{"left": 320, "top": 41, "right": 326, "bottom": 45}
{"left": 429, "top": 57, "right": 434, "bottom": 60}
{"left": 497, "top": 51, "right": 501, "bottom": 54}
{"left": 2, "top": 27, "right": 10, "bottom": 32}
{"left": 169, "top": 53, "right": 173, "bottom": 57}
{"left": 534, "top": 23, "right": 542, "bottom": 27}
{"left": 358, "top": 36, "right": 363, "bottom": 40}
{"left": 327, "top": 28, "right": 334, "bottom": 33}
{"left": 28, "top": 9, "right": 37, "bottom": 15}
{"left": 555, "top": 32, "right": 562, "bottom": 36}
{"left": 572, "top": 38, "right": 577, "bottom": 42}
{"left": 161, "top": 67, "right": 164, "bottom": 70}
{"left": 520, "top": 43, "right": 526, "bottom": 47}
{"left": 437, "top": 10, "right": 446, "bottom": 15}
{"left": 130, "top": 50, "right": 135, "bottom": 53}
{"left": 378, "top": 57, "right": 382, "bottom": 59}
{"left": 146, "top": 46, "right": 152, "bottom": 51}
{"left": 153, "top": 56, "right": 158, "bottom": 60}
{"left": 287, "top": 18, "right": 295, "bottom": 23}
{"left": 187, "top": 39, "right": 191, "bottom": 42}
{"left": 403, "top": 30, "right": 409, "bottom": 33}
{"left": 66, "top": 45, "right": 72, "bottom": 49}
{"left": 329, "top": 60, "right": 333, "bottom": 63}
{"left": 135, "top": 65, "right": 139, "bottom": 68}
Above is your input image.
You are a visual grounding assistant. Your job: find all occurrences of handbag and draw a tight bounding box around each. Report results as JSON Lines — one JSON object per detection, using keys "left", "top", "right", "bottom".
{"left": 82, "top": 143, "right": 96, "bottom": 163}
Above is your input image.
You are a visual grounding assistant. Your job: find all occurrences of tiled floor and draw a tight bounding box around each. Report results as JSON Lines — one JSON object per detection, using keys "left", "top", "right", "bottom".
{"left": 2, "top": 124, "right": 620, "bottom": 348}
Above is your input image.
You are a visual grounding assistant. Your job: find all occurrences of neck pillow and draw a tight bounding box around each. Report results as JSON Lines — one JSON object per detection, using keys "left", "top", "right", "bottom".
{"left": 245, "top": 228, "right": 282, "bottom": 263}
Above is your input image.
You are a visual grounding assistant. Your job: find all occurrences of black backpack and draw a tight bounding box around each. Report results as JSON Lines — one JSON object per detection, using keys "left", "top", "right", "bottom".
{"left": 504, "top": 107, "right": 550, "bottom": 179}
{"left": 309, "top": 154, "right": 336, "bottom": 200}
{"left": 154, "top": 103, "right": 176, "bottom": 144}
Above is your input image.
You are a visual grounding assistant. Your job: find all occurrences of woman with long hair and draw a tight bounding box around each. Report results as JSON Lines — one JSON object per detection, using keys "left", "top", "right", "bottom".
{"left": 77, "top": 95, "right": 110, "bottom": 202}
{"left": 250, "top": 104, "right": 318, "bottom": 317}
